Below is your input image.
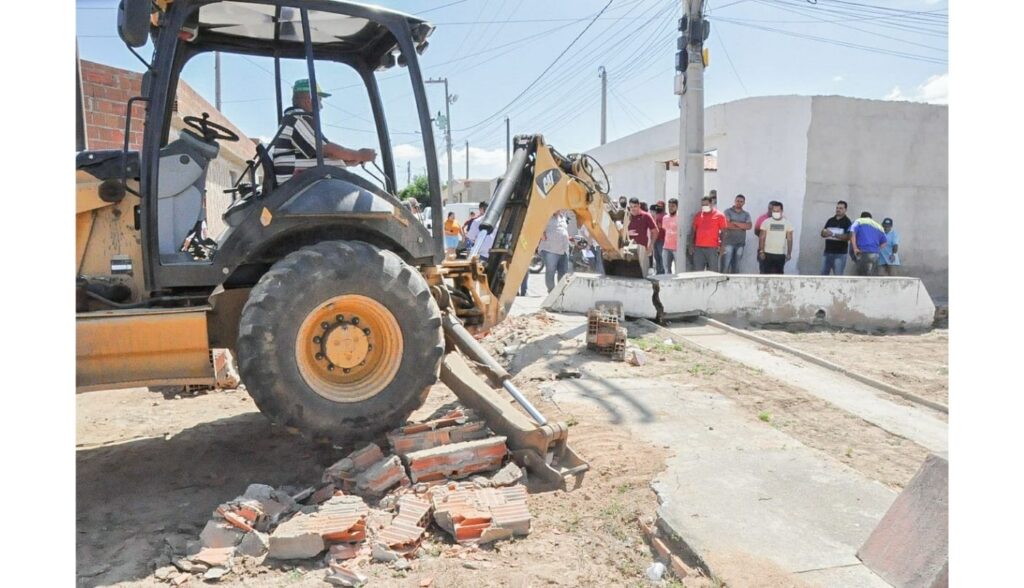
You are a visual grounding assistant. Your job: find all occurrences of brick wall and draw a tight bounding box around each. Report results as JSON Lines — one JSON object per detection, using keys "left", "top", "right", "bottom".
{"left": 80, "top": 61, "right": 146, "bottom": 151}
{"left": 79, "top": 59, "right": 255, "bottom": 237}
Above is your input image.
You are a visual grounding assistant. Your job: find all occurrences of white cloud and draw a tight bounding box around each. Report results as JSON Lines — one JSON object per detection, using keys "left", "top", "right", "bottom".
{"left": 440, "top": 146, "right": 509, "bottom": 182}
{"left": 393, "top": 143, "right": 424, "bottom": 159}
{"left": 832, "top": 75, "right": 845, "bottom": 82}
{"left": 884, "top": 72, "right": 948, "bottom": 104}
{"left": 390, "top": 143, "right": 508, "bottom": 190}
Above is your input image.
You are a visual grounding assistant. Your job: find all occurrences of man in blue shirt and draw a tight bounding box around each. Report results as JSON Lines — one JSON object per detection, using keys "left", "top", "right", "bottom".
{"left": 850, "top": 212, "right": 887, "bottom": 276}
{"left": 877, "top": 217, "right": 901, "bottom": 276}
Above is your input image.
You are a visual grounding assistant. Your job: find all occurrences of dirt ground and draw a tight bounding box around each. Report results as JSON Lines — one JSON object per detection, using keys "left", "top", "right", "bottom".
{"left": 751, "top": 328, "right": 949, "bottom": 407}
{"left": 77, "top": 312, "right": 947, "bottom": 587}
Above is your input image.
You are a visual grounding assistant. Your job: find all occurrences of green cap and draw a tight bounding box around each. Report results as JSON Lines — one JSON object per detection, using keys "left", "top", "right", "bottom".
{"left": 293, "top": 79, "right": 331, "bottom": 98}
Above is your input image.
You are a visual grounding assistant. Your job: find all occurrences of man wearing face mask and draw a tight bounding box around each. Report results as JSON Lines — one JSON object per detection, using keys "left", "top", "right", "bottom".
{"left": 758, "top": 202, "right": 794, "bottom": 274}
{"left": 627, "top": 197, "right": 659, "bottom": 276}
{"left": 689, "top": 195, "right": 728, "bottom": 271}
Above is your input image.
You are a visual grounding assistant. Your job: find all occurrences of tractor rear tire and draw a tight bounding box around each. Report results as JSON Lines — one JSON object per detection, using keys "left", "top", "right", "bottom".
{"left": 236, "top": 240, "right": 444, "bottom": 444}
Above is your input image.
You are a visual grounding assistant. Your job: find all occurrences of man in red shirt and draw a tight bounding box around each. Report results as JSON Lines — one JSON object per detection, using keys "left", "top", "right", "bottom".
{"left": 688, "top": 195, "right": 728, "bottom": 271}
{"left": 627, "top": 197, "right": 659, "bottom": 276}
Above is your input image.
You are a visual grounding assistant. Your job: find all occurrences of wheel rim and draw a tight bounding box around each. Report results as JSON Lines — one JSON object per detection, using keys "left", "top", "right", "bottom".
{"left": 295, "top": 295, "right": 403, "bottom": 403}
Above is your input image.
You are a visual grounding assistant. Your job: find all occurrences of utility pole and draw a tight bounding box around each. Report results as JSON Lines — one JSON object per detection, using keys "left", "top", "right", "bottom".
{"left": 598, "top": 66, "right": 607, "bottom": 145}
{"left": 425, "top": 77, "right": 455, "bottom": 205}
{"left": 505, "top": 117, "right": 511, "bottom": 166}
{"left": 465, "top": 140, "right": 470, "bottom": 179}
{"left": 214, "top": 51, "right": 222, "bottom": 111}
{"left": 675, "top": 1, "right": 710, "bottom": 273}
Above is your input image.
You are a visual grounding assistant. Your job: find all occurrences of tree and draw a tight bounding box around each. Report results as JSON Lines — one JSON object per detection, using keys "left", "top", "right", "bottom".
{"left": 399, "top": 175, "right": 430, "bottom": 207}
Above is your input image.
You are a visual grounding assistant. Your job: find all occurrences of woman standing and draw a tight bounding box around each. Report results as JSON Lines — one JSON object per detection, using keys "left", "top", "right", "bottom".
{"left": 444, "top": 211, "right": 464, "bottom": 258}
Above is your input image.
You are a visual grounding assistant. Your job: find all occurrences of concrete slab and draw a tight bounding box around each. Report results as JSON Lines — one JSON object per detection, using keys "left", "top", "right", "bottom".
{"left": 543, "top": 272, "right": 936, "bottom": 331}
{"left": 858, "top": 453, "right": 948, "bottom": 588}
{"left": 546, "top": 376, "right": 896, "bottom": 587}
{"left": 663, "top": 322, "right": 948, "bottom": 453}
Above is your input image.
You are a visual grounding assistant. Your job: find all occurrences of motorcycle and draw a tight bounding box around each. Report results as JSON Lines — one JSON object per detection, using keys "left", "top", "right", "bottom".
{"left": 529, "top": 236, "right": 598, "bottom": 273}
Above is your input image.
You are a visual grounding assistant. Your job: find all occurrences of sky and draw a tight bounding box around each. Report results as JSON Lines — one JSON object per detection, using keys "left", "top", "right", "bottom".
{"left": 76, "top": 0, "right": 948, "bottom": 189}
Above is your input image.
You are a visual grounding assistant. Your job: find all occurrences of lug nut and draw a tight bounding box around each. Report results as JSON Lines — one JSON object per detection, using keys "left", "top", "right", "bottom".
{"left": 351, "top": 317, "right": 360, "bottom": 325}
{"left": 343, "top": 368, "right": 351, "bottom": 374}
{"left": 327, "top": 364, "right": 335, "bottom": 371}
{"left": 367, "top": 344, "right": 373, "bottom": 351}
{"left": 315, "top": 352, "right": 324, "bottom": 360}
{"left": 362, "top": 328, "right": 371, "bottom": 336}
{"left": 321, "top": 321, "right": 330, "bottom": 329}
{"left": 313, "top": 336, "right": 321, "bottom": 344}
{"left": 359, "top": 360, "right": 366, "bottom": 366}
{"left": 336, "top": 314, "right": 345, "bottom": 323}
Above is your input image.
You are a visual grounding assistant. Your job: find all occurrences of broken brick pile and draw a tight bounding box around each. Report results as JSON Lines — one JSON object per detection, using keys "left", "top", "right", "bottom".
{"left": 154, "top": 408, "right": 531, "bottom": 586}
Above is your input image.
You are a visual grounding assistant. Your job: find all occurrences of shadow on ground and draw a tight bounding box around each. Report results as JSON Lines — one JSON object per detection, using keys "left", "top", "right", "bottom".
{"left": 76, "top": 412, "right": 338, "bottom": 587}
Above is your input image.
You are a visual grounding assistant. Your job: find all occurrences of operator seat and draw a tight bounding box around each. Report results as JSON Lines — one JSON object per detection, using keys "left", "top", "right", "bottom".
{"left": 157, "top": 128, "right": 219, "bottom": 262}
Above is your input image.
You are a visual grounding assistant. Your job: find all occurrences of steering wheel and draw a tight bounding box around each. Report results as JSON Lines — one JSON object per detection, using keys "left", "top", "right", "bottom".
{"left": 183, "top": 113, "right": 240, "bottom": 143}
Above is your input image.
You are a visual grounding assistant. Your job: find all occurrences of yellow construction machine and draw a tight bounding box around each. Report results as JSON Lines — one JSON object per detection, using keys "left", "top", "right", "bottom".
{"left": 77, "top": 0, "right": 636, "bottom": 489}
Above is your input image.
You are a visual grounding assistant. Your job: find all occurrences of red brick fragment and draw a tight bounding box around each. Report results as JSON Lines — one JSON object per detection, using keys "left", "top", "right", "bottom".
{"left": 354, "top": 455, "right": 409, "bottom": 496}
{"left": 387, "top": 413, "right": 491, "bottom": 456}
{"left": 404, "top": 437, "right": 508, "bottom": 483}
{"left": 429, "top": 481, "right": 531, "bottom": 545}
{"left": 217, "top": 507, "right": 256, "bottom": 533}
{"left": 377, "top": 495, "right": 434, "bottom": 550}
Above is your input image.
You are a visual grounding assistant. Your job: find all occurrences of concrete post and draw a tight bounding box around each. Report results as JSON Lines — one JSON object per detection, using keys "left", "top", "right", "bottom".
{"left": 676, "top": 1, "right": 707, "bottom": 273}
{"left": 599, "top": 66, "right": 607, "bottom": 145}
{"left": 214, "top": 51, "right": 222, "bottom": 111}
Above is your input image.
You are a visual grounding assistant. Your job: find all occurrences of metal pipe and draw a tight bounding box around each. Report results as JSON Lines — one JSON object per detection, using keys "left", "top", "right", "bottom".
{"left": 299, "top": 8, "right": 324, "bottom": 168}
{"left": 478, "top": 144, "right": 531, "bottom": 233}
{"left": 441, "top": 313, "right": 548, "bottom": 425}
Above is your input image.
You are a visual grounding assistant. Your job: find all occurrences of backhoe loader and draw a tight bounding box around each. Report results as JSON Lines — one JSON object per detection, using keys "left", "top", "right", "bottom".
{"left": 77, "top": 0, "right": 638, "bottom": 489}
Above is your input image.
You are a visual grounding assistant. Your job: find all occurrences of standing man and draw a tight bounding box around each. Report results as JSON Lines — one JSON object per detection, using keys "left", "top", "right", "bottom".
{"left": 753, "top": 201, "right": 777, "bottom": 274}
{"left": 720, "top": 194, "right": 752, "bottom": 273}
{"left": 466, "top": 201, "right": 495, "bottom": 260}
{"left": 689, "top": 196, "right": 728, "bottom": 271}
{"left": 538, "top": 210, "right": 571, "bottom": 293}
{"left": 877, "top": 217, "right": 901, "bottom": 276}
{"left": 627, "top": 197, "right": 658, "bottom": 277}
{"left": 820, "top": 200, "right": 853, "bottom": 275}
{"left": 652, "top": 200, "right": 667, "bottom": 274}
{"left": 661, "top": 198, "right": 680, "bottom": 273}
{"left": 758, "top": 202, "right": 794, "bottom": 274}
{"left": 850, "top": 212, "right": 887, "bottom": 276}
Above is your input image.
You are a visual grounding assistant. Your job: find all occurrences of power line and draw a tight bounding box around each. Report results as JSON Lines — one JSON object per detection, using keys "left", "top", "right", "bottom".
{"left": 452, "top": 0, "right": 616, "bottom": 133}
{"left": 714, "top": 26, "right": 749, "bottom": 96}
{"left": 458, "top": 0, "right": 676, "bottom": 144}
{"left": 755, "top": 0, "right": 947, "bottom": 52}
{"left": 714, "top": 17, "right": 947, "bottom": 64}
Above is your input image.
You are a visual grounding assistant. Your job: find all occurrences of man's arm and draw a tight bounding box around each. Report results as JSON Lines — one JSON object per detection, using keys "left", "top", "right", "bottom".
{"left": 649, "top": 215, "right": 660, "bottom": 243}
{"left": 758, "top": 230, "right": 767, "bottom": 258}
{"left": 728, "top": 214, "right": 752, "bottom": 230}
{"left": 324, "top": 141, "right": 376, "bottom": 164}
{"left": 786, "top": 229, "right": 794, "bottom": 260}
{"left": 850, "top": 228, "right": 860, "bottom": 254}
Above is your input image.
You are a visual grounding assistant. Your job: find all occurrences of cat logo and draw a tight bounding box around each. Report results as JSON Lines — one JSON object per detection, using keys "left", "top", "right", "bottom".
{"left": 535, "top": 168, "right": 561, "bottom": 198}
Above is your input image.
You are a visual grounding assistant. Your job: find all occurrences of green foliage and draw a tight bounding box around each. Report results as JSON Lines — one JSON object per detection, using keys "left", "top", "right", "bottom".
{"left": 758, "top": 411, "right": 772, "bottom": 423}
{"left": 399, "top": 174, "right": 430, "bottom": 207}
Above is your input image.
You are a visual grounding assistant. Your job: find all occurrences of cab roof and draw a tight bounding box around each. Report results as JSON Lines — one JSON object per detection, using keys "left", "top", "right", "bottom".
{"left": 185, "top": 1, "right": 433, "bottom": 68}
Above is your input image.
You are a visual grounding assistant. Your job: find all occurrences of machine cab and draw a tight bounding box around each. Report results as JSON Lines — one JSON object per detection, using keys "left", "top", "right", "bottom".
{"left": 85, "top": 0, "right": 446, "bottom": 300}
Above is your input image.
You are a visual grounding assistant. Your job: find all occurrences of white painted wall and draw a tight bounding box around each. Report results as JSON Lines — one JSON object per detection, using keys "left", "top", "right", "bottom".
{"left": 585, "top": 95, "right": 947, "bottom": 290}
{"left": 703, "top": 96, "right": 812, "bottom": 274}
{"left": 799, "top": 97, "right": 948, "bottom": 297}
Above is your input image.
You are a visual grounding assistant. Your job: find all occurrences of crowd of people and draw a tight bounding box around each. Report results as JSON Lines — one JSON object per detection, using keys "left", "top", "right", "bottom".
{"left": 613, "top": 191, "right": 902, "bottom": 278}
{"left": 446, "top": 191, "right": 903, "bottom": 298}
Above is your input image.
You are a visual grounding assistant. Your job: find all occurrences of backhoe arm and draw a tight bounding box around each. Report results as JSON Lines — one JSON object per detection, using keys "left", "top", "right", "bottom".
{"left": 474, "top": 135, "right": 627, "bottom": 325}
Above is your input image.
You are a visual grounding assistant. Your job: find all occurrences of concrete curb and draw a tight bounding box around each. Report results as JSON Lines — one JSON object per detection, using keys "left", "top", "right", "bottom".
{"left": 697, "top": 317, "right": 948, "bottom": 415}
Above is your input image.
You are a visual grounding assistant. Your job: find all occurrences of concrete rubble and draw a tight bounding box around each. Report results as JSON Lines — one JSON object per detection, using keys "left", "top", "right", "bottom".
{"left": 153, "top": 407, "right": 535, "bottom": 585}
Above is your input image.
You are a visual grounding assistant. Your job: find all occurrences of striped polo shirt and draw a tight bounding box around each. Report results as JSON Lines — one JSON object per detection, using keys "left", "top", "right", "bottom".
{"left": 270, "top": 107, "right": 330, "bottom": 184}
